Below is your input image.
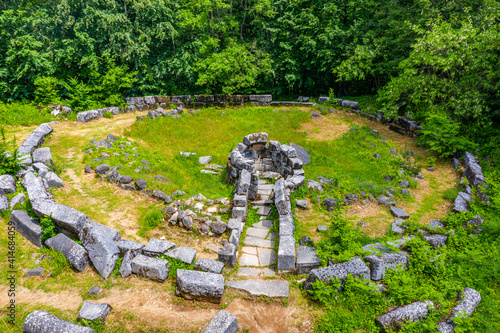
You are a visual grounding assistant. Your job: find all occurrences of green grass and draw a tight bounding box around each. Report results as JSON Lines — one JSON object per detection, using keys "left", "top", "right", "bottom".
{"left": 0, "top": 102, "right": 55, "bottom": 126}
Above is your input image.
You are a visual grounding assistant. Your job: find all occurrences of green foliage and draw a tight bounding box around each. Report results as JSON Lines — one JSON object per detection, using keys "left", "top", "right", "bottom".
{"left": 40, "top": 215, "right": 57, "bottom": 242}
{"left": 79, "top": 318, "right": 106, "bottom": 333}
{"left": 419, "top": 114, "right": 474, "bottom": 158}
{"left": 195, "top": 40, "right": 272, "bottom": 94}
{"left": 164, "top": 257, "right": 195, "bottom": 279}
{"left": 34, "top": 76, "right": 60, "bottom": 105}
{"left": 113, "top": 257, "right": 123, "bottom": 276}
{"left": 0, "top": 101, "right": 53, "bottom": 126}
{"left": 102, "top": 111, "right": 113, "bottom": 119}
{"left": 138, "top": 208, "right": 164, "bottom": 237}
{"left": 41, "top": 248, "right": 69, "bottom": 277}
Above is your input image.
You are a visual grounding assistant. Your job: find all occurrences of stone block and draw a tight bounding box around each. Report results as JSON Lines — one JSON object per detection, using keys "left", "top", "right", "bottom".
{"left": 23, "top": 310, "right": 94, "bottom": 333}
{"left": 218, "top": 243, "right": 236, "bottom": 267}
{"left": 165, "top": 247, "right": 197, "bottom": 264}
{"left": 131, "top": 254, "right": 169, "bottom": 282}
{"left": 277, "top": 236, "right": 295, "bottom": 271}
{"left": 45, "top": 233, "right": 90, "bottom": 272}
{"left": 32, "top": 200, "right": 89, "bottom": 236}
{"left": 11, "top": 210, "right": 43, "bottom": 247}
{"left": 232, "top": 194, "right": 247, "bottom": 207}
{"left": 80, "top": 223, "right": 120, "bottom": 279}
{"left": 236, "top": 169, "right": 251, "bottom": 195}
{"left": 194, "top": 258, "right": 224, "bottom": 274}
{"left": 142, "top": 238, "right": 176, "bottom": 257}
{"left": 296, "top": 246, "right": 321, "bottom": 275}
{"left": 176, "top": 269, "right": 225, "bottom": 303}
{"left": 365, "top": 252, "right": 409, "bottom": 280}
{"left": 77, "top": 301, "right": 112, "bottom": 323}
{"left": 77, "top": 110, "right": 100, "bottom": 122}
{"left": 0, "top": 174, "right": 16, "bottom": 194}
{"left": 202, "top": 310, "right": 238, "bottom": 333}
{"left": 304, "top": 258, "right": 370, "bottom": 291}
{"left": 227, "top": 280, "right": 289, "bottom": 298}
{"left": 376, "top": 301, "right": 433, "bottom": 331}
{"left": 115, "top": 239, "right": 144, "bottom": 257}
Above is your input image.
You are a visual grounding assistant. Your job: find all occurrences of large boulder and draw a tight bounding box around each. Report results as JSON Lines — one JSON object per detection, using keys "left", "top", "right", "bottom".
{"left": 10, "top": 210, "right": 43, "bottom": 247}
{"left": 304, "top": 258, "right": 370, "bottom": 291}
{"left": 23, "top": 310, "right": 94, "bottom": 333}
{"left": 202, "top": 310, "right": 238, "bottom": 333}
{"left": 131, "top": 254, "right": 169, "bottom": 282}
{"left": 80, "top": 224, "right": 120, "bottom": 279}
{"left": 45, "top": 234, "right": 90, "bottom": 272}
{"left": 176, "top": 269, "right": 225, "bottom": 303}
{"left": 0, "top": 174, "right": 16, "bottom": 194}
{"left": 376, "top": 301, "right": 434, "bottom": 331}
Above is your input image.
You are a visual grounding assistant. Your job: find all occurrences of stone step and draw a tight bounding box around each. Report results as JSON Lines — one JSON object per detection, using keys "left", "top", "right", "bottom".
{"left": 256, "top": 206, "right": 271, "bottom": 217}
{"left": 253, "top": 220, "right": 273, "bottom": 229}
{"left": 226, "top": 280, "right": 289, "bottom": 297}
{"left": 257, "top": 189, "right": 273, "bottom": 196}
{"left": 259, "top": 184, "right": 275, "bottom": 191}
{"left": 250, "top": 199, "right": 274, "bottom": 206}
{"left": 237, "top": 267, "right": 276, "bottom": 277}
{"left": 243, "top": 237, "right": 274, "bottom": 248}
{"left": 246, "top": 227, "right": 269, "bottom": 239}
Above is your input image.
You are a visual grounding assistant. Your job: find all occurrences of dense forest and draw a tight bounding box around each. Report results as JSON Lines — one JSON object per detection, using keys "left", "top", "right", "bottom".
{"left": 1, "top": 0, "right": 500, "bottom": 157}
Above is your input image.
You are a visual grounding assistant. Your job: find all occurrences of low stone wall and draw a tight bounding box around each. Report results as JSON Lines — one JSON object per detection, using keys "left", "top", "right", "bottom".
{"left": 125, "top": 94, "right": 272, "bottom": 111}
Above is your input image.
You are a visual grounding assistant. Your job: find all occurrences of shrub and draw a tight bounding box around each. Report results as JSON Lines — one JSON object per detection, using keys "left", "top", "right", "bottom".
{"left": 40, "top": 215, "right": 57, "bottom": 242}
{"left": 138, "top": 208, "right": 164, "bottom": 237}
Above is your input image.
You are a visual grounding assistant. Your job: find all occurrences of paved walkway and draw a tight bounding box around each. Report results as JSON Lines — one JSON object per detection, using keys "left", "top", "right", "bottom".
{"left": 237, "top": 180, "right": 277, "bottom": 277}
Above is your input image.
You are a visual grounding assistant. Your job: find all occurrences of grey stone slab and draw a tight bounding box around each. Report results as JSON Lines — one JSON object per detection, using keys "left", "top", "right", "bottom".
{"left": 304, "top": 258, "right": 370, "bottom": 291}
{"left": 267, "top": 231, "right": 277, "bottom": 240}
{"left": 453, "top": 194, "right": 470, "bottom": 212}
{"left": 296, "top": 246, "right": 320, "bottom": 275}
{"left": 241, "top": 246, "right": 257, "bottom": 255}
{"left": 176, "top": 269, "right": 225, "bottom": 303}
{"left": 246, "top": 227, "right": 268, "bottom": 239}
{"left": 227, "top": 280, "right": 289, "bottom": 298}
{"left": 202, "top": 310, "right": 238, "bottom": 333}
{"left": 258, "top": 248, "right": 276, "bottom": 266}
{"left": 11, "top": 210, "right": 43, "bottom": 247}
{"left": 256, "top": 205, "right": 271, "bottom": 217}
{"left": 227, "top": 218, "right": 243, "bottom": 233}
{"left": 237, "top": 267, "right": 261, "bottom": 277}
{"left": 251, "top": 199, "right": 274, "bottom": 206}
{"left": 376, "top": 301, "right": 433, "bottom": 331}
{"left": 131, "top": 254, "right": 169, "bottom": 282}
{"left": 0, "top": 174, "right": 16, "bottom": 194}
{"left": 23, "top": 310, "right": 94, "bottom": 333}
{"left": 236, "top": 169, "right": 251, "bottom": 195}
{"left": 243, "top": 236, "right": 274, "bottom": 248}
{"left": 428, "top": 220, "right": 444, "bottom": 231}
{"left": 194, "top": 258, "right": 224, "bottom": 274}
{"left": 365, "top": 252, "right": 409, "bottom": 280}
{"left": 80, "top": 224, "right": 120, "bottom": 279}
{"left": 32, "top": 200, "right": 89, "bottom": 236}
{"left": 278, "top": 236, "right": 295, "bottom": 270}
{"left": 10, "top": 193, "right": 25, "bottom": 209}
{"left": 115, "top": 239, "right": 144, "bottom": 257}
{"left": 239, "top": 253, "right": 259, "bottom": 266}
{"left": 77, "top": 301, "right": 111, "bottom": 323}
{"left": 274, "top": 179, "right": 289, "bottom": 215}
{"left": 296, "top": 199, "right": 307, "bottom": 209}
{"left": 253, "top": 220, "right": 273, "bottom": 229}
{"left": 229, "top": 229, "right": 240, "bottom": 247}
{"left": 33, "top": 147, "right": 53, "bottom": 165}
{"left": 390, "top": 207, "right": 410, "bottom": 219}
{"left": 142, "top": 238, "right": 176, "bottom": 257}
{"left": 210, "top": 221, "right": 227, "bottom": 234}
{"left": 45, "top": 233, "right": 89, "bottom": 272}
{"left": 165, "top": 247, "right": 197, "bottom": 264}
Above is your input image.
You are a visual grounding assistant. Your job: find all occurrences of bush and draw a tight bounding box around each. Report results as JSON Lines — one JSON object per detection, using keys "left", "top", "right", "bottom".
{"left": 138, "top": 208, "right": 164, "bottom": 237}
{"left": 40, "top": 215, "right": 57, "bottom": 242}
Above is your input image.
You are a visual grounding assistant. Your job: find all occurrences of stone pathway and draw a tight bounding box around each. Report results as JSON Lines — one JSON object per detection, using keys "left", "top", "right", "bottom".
{"left": 237, "top": 180, "right": 277, "bottom": 277}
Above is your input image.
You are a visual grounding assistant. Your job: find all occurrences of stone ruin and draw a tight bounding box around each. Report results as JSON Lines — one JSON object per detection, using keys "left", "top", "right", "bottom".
{"left": 223, "top": 132, "right": 306, "bottom": 272}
